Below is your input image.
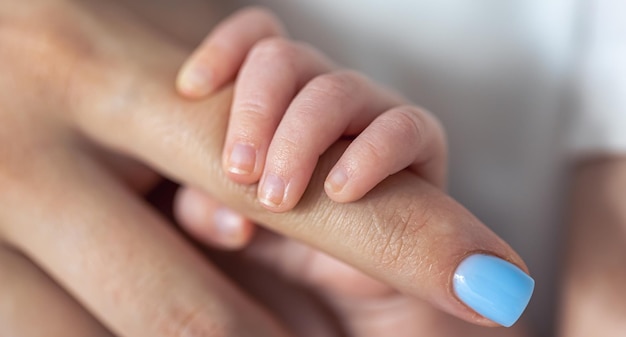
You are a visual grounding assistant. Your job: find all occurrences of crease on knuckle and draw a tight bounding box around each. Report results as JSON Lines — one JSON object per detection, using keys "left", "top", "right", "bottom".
{"left": 358, "top": 136, "right": 389, "bottom": 167}
{"left": 251, "top": 37, "right": 295, "bottom": 64}
{"left": 307, "top": 71, "right": 361, "bottom": 104}
{"left": 235, "top": 99, "right": 274, "bottom": 127}
{"left": 293, "top": 73, "right": 361, "bottom": 124}
{"left": 389, "top": 106, "right": 426, "bottom": 149}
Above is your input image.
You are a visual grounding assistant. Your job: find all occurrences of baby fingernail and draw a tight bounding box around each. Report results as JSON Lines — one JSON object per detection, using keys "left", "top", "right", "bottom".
{"left": 325, "top": 168, "right": 349, "bottom": 194}
{"left": 213, "top": 207, "right": 246, "bottom": 247}
{"left": 453, "top": 254, "right": 534, "bottom": 327}
{"left": 228, "top": 143, "right": 256, "bottom": 175}
{"left": 259, "top": 173, "right": 285, "bottom": 208}
{"left": 178, "top": 65, "right": 213, "bottom": 96}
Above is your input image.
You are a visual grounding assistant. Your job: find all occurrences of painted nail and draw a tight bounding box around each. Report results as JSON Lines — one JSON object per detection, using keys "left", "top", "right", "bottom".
{"left": 228, "top": 143, "right": 256, "bottom": 175}
{"left": 213, "top": 207, "right": 246, "bottom": 247}
{"left": 178, "top": 65, "right": 213, "bottom": 96}
{"left": 325, "top": 168, "right": 349, "bottom": 194}
{"left": 453, "top": 254, "right": 534, "bottom": 327}
{"left": 259, "top": 173, "right": 285, "bottom": 208}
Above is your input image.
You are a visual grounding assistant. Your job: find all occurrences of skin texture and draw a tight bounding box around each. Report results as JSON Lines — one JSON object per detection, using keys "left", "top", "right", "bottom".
{"left": 0, "top": 248, "right": 113, "bottom": 337}
{"left": 0, "top": 0, "right": 533, "bottom": 336}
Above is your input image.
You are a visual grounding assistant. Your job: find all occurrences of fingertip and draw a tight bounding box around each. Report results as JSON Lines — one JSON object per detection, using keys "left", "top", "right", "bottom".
{"left": 212, "top": 207, "right": 256, "bottom": 250}
{"left": 176, "top": 62, "right": 215, "bottom": 98}
{"left": 174, "top": 186, "right": 212, "bottom": 227}
{"left": 174, "top": 187, "right": 254, "bottom": 250}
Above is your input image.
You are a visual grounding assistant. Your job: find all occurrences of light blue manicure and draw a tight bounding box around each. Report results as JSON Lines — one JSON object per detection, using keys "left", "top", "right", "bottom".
{"left": 453, "top": 254, "right": 535, "bottom": 327}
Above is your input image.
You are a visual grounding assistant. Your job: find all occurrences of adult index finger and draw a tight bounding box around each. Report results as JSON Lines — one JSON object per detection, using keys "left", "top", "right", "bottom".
{"left": 75, "top": 78, "right": 534, "bottom": 327}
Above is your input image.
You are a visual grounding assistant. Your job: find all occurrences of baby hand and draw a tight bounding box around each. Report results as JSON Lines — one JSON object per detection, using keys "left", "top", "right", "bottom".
{"left": 177, "top": 7, "right": 447, "bottom": 212}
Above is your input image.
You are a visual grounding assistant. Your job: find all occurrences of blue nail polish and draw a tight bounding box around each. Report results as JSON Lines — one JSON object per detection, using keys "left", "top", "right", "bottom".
{"left": 453, "top": 254, "right": 534, "bottom": 327}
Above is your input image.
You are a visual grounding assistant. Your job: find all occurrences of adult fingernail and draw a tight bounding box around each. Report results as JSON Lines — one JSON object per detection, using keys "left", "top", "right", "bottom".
{"left": 259, "top": 173, "right": 285, "bottom": 208}
{"left": 325, "top": 168, "right": 348, "bottom": 194}
{"left": 453, "top": 254, "right": 534, "bottom": 327}
{"left": 178, "top": 65, "right": 213, "bottom": 96}
{"left": 213, "top": 207, "right": 246, "bottom": 247}
{"left": 227, "top": 143, "right": 256, "bottom": 175}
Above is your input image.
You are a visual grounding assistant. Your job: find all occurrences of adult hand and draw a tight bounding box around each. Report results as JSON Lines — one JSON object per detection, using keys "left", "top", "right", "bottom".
{"left": 559, "top": 157, "right": 626, "bottom": 337}
{"left": 176, "top": 186, "right": 532, "bottom": 337}
{"left": 0, "top": 0, "right": 533, "bottom": 336}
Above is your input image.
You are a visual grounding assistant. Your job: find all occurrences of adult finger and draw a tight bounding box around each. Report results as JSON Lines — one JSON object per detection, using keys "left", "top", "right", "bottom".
{"left": 238, "top": 233, "right": 530, "bottom": 337}
{"left": 67, "top": 29, "right": 534, "bottom": 327}
{"left": 0, "top": 246, "right": 114, "bottom": 337}
{"left": 177, "top": 6, "right": 286, "bottom": 97}
{"left": 0, "top": 149, "right": 290, "bottom": 337}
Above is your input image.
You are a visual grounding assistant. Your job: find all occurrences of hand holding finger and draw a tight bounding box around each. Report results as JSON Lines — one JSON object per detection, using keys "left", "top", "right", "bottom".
{"left": 176, "top": 8, "right": 446, "bottom": 213}
{"left": 175, "top": 186, "right": 255, "bottom": 250}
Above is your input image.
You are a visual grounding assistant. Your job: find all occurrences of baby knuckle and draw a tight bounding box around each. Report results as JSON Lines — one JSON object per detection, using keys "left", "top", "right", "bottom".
{"left": 387, "top": 106, "right": 427, "bottom": 146}
{"left": 306, "top": 71, "right": 362, "bottom": 101}
{"left": 235, "top": 99, "right": 274, "bottom": 124}
{"left": 250, "top": 37, "right": 296, "bottom": 62}
{"left": 357, "top": 135, "right": 389, "bottom": 165}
